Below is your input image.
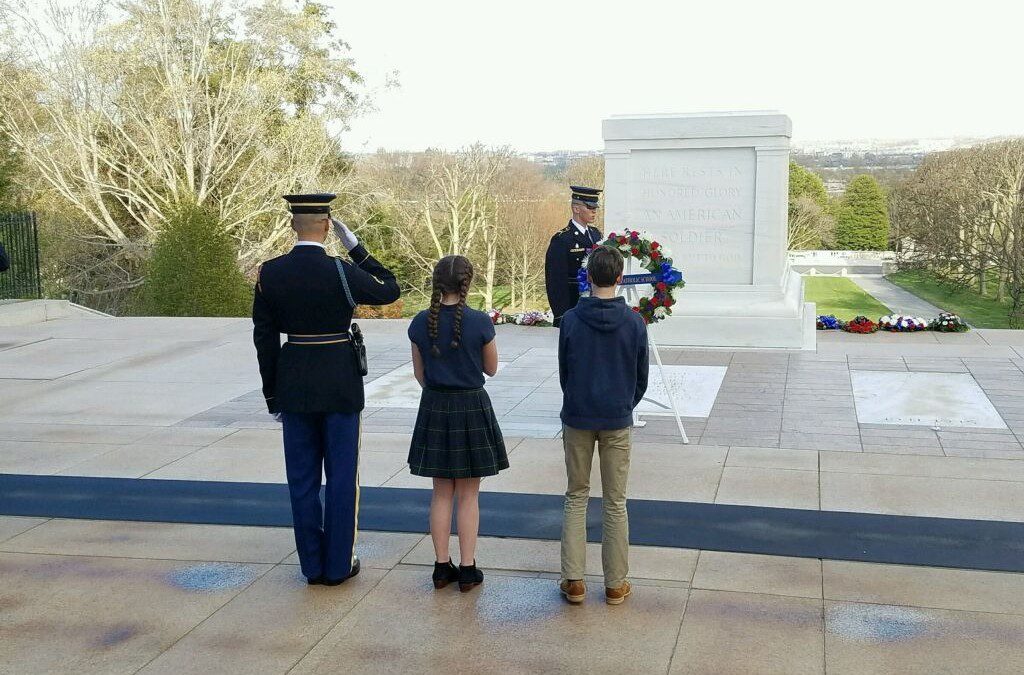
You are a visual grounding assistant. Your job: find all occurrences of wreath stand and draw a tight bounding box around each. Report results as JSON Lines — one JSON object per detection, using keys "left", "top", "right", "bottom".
{"left": 620, "top": 257, "right": 689, "bottom": 444}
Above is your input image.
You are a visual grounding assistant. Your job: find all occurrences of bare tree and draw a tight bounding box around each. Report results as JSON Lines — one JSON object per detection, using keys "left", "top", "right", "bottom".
{"left": 367, "top": 145, "right": 512, "bottom": 306}
{"left": 0, "top": 0, "right": 365, "bottom": 307}
{"left": 892, "top": 140, "right": 1024, "bottom": 327}
{"left": 787, "top": 195, "right": 835, "bottom": 250}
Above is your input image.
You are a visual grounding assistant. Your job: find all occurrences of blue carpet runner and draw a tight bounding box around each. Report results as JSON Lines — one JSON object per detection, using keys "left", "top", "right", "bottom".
{"left": 2, "top": 473, "right": 1023, "bottom": 572}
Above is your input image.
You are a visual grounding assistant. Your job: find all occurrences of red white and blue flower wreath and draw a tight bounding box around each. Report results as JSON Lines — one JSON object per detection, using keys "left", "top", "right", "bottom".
{"left": 577, "top": 230, "right": 685, "bottom": 325}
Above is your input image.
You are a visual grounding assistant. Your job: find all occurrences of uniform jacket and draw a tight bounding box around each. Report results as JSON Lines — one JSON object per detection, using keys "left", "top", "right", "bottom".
{"left": 253, "top": 243, "right": 400, "bottom": 414}
{"left": 544, "top": 220, "right": 602, "bottom": 325}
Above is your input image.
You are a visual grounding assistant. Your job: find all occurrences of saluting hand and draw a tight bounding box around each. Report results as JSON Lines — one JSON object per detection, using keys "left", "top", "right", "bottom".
{"left": 331, "top": 217, "right": 359, "bottom": 252}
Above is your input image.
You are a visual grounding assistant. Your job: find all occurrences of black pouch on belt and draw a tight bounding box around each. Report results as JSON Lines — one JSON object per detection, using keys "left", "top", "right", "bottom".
{"left": 350, "top": 322, "right": 368, "bottom": 377}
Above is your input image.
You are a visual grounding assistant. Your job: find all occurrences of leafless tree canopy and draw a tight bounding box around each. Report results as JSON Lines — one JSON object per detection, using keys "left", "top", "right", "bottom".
{"left": 892, "top": 140, "right": 1024, "bottom": 326}
{"left": 0, "top": 0, "right": 363, "bottom": 310}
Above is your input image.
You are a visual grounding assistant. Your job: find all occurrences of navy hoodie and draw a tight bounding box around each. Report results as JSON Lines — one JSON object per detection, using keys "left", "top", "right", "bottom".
{"left": 558, "top": 296, "right": 649, "bottom": 430}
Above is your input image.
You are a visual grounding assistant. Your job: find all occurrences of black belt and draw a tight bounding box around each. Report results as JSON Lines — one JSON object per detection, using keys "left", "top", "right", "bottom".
{"left": 287, "top": 333, "right": 349, "bottom": 345}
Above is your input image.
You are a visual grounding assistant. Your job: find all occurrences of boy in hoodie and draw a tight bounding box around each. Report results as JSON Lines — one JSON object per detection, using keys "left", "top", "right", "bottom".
{"left": 557, "top": 245, "right": 649, "bottom": 606}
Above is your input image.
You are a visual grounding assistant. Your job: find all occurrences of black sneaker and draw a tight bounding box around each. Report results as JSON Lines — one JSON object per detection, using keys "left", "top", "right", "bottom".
{"left": 432, "top": 559, "right": 459, "bottom": 589}
{"left": 458, "top": 561, "right": 483, "bottom": 593}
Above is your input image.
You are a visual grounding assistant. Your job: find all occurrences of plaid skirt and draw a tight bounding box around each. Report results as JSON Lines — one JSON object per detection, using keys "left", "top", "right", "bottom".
{"left": 408, "top": 387, "right": 509, "bottom": 478}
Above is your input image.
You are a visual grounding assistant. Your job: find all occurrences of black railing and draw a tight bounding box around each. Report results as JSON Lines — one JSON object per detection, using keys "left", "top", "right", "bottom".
{"left": 0, "top": 212, "right": 42, "bottom": 300}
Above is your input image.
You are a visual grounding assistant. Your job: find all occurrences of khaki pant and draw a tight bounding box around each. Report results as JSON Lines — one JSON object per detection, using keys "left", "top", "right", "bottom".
{"left": 560, "top": 425, "right": 631, "bottom": 589}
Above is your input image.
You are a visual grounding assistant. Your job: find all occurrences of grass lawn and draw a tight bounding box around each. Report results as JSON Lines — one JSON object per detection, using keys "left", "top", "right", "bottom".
{"left": 804, "top": 276, "right": 892, "bottom": 320}
{"left": 886, "top": 269, "right": 1013, "bottom": 329}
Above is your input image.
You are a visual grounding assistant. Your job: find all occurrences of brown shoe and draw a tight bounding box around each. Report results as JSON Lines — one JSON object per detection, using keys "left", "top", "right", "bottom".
{"left": 559, "top": 579, "right": 586, "bottom": 604}
{"left": 605, "top": 581, "right": 631, "bottom": 605}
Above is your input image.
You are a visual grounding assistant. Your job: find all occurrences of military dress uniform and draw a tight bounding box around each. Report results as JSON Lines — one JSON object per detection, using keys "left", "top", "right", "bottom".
{"left": 544, "top": 186, "right": 603, "bottom": 327}
{"left": 253, "top": 193, "right": 400, "bottom": 584}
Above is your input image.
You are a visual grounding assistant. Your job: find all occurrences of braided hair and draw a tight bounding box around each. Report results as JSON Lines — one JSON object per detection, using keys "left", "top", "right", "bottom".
{"left": 427, "top": 255, "right": 474, "bottom": 357}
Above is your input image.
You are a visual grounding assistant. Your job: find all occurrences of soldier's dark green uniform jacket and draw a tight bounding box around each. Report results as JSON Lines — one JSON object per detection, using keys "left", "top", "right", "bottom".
{"left": 253, "top": 243, "right": 400, "bottom": 414}
{"left": 544, "top": 221, "right": 602, "bottom": 327}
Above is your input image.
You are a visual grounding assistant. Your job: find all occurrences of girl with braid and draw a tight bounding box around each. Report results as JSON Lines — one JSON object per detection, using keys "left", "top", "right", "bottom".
{"left": 407, "top": 255, "right": 509, "bottom": 592}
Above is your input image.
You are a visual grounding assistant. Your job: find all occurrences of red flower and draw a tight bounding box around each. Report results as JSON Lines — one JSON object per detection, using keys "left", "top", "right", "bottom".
{"left": 632, "top": 307, "right": 640, "bottom": 313}
{"left": 631, "top": 231, "right": 639, "bottom": 240}
{"left": 656, "top": 282, "right": 667, "bottom": 291}
{"left": 618, "top": 236, "right": 627, "bottom": 245}
{"left": 631, "top": 247, "right": 639, "bottom": 255}
{"left": 651, "top": 251, "right": 661, "bottom": 261}
{"left": 664, "top": 298, "right": 674, "bottom": 307}
{"left": 650, "top": 297, "right": 660, "bottom": 307}
{"left": 651, "top": 242, "right": 660, "bottom": 250}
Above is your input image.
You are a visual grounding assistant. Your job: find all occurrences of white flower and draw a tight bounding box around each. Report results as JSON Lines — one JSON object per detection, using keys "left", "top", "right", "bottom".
{"left": 654, "top": 306, "right": 667, "bottom": 318}
{"left": 641, "top": 256, "right": 651, "bottom": 266}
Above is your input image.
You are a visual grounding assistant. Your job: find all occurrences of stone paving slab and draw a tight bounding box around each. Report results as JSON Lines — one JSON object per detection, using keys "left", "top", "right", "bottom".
{"left": 291, "top": 567, "right": 690, "bottom": 675}
{"left": 5, "top": 519, "right": 1024, "bottom": 673}
{"left": 824, "top": 601, "right": 1024, "bottom": 675}
{"left": 0, "top": 551, "right": 274, "bottom": 674}
{"left": 669, "top": 589, "right": 825, "bottom": 675}
{"left": 8, "top": 317, "right": 1024, "bottom": 526}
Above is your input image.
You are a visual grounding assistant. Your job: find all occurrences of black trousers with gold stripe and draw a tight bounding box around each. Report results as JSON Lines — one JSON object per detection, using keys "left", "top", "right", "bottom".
{"left": 281, "top": 412, "right": 360, "bottom": 581}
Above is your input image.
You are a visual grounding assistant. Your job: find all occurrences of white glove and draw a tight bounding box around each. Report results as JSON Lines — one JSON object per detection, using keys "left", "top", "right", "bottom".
{"left": 331, "top": 217, "right": 359, "bottom": 252}
{"left": 271, "top": 412, "right": 282, "bottom": 423}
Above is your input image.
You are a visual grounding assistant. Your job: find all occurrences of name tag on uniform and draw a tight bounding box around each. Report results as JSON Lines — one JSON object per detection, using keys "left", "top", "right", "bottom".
{"left": 570, "top": 247, "right": 585, "bottom": 253}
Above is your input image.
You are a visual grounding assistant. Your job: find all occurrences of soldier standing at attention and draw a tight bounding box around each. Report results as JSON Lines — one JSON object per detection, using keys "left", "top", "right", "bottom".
{"left": 544, "top": 186, "right": 603, "bottom": 327}
{"left": 253, "top": 193, "right": 400, "bottom": 586}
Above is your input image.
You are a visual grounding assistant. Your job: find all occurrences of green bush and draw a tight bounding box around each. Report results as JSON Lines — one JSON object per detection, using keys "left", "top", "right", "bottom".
{"left": 835, "top": 175, "right": 890, "bottom": 250}
{"left": 788, "top": 161, "right": 829, "bottom": 216}
{"left": 140, "top": 202, "right": 251, "bottom": 317}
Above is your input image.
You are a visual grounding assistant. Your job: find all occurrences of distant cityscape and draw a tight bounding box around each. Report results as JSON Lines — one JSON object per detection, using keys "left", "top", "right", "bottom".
{"left": 520, "top": 135, "right": 1020, "bottom": 193}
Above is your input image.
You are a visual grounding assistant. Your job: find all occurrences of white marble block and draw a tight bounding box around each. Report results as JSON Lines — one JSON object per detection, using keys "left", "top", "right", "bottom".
{"left": 603, "top": 112, "right": 816, "bottom": 349}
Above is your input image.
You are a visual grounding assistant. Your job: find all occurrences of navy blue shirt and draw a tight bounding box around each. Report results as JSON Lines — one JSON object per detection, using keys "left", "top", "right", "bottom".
{"left": 409, "top": 305, "right": 495, "bottom": 389}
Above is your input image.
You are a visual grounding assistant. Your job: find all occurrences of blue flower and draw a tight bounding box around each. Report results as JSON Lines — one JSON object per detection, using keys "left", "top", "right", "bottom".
{"left": 659, "top": 262, "right": 683, "bottom": 286}
{"left": 576, "top": 267, "right": 589, "bottom": 293}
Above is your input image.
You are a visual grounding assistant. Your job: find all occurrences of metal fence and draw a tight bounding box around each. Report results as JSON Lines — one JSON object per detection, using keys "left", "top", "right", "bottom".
{"left": 0, "top": 212, "right": 42, "bottom": 300}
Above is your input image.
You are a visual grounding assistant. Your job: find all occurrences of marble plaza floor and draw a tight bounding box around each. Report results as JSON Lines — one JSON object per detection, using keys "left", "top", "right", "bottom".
{"left": 4, "top": 517, "right": 1024, "bottom": 674}
{"left": 5, "top": 315, "right": 1024, "bottom": 672}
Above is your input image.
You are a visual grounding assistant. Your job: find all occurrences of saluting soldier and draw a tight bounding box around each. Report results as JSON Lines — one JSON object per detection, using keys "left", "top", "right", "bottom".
{"left": 544, "top": 186, "right": 603, "bottom": 327}
{"left": 253, "top": 193, "right": 400, "bottom": 586}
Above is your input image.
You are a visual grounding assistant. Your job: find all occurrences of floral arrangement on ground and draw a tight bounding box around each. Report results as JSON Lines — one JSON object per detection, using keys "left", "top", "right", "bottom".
{"left": 816, "top": 315, "right": 845, "bottom": 330}
{"left": 486, "top": 309, "right": 553, "bottom": 327}
{"left": 576, "top": 230, "right": 685, "bottom": 325}
{"left": 844, "top": 315, "right": 879, "bottom": 334}
{"left": 879, "top": 315, "right": 928, "bottom": 332}
{"left": 930, "top": 312, "right": 970, "bottom": 332}
{"left": 816, "top": 312, "right": 969, "bottom": 334}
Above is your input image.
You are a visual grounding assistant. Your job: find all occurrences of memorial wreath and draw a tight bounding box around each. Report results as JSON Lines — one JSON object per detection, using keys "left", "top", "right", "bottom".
{"left": 577, "top": 230, "right": 685, "bottom": 325}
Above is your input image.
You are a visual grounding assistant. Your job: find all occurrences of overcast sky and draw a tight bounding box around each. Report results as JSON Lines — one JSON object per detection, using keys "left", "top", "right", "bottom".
{"left": 330, "top": 0, "right": 1024, "bottom": 151}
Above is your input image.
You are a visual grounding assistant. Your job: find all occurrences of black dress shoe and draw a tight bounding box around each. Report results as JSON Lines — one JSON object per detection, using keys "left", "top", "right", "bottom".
{"left": 432, "top": 559, "right": 459, "bottom": 590}
{"left": 458, "top": 561, "right": 483, "bottom": 593}
{"left": 307, "top": 576, "right": 325, "bottom": 586}
{"left": 323, "top": 558, "right": 361, "bottom": 586}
